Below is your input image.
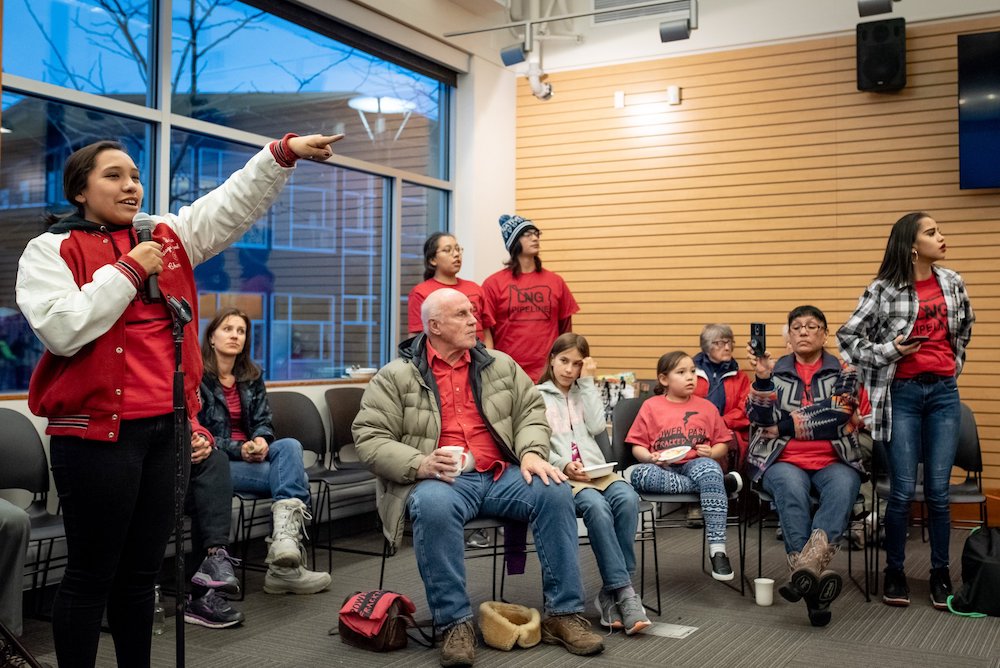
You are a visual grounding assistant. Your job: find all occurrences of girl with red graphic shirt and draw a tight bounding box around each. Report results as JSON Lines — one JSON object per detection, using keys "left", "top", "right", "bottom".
{"left": 626, "top": 351, "right": 742, "bottom": 582}
{"left": 482, "top": 215, "right": 579, "bottom": 382}
{"left": 838, "top": 212, "right": 974, "bottom": 610}
{"left": 407, "top": 232, "right": 494, "bottom": 345}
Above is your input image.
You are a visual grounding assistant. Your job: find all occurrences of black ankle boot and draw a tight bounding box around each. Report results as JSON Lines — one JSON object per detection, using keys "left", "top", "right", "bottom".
{"left": 929, "top": 567, "right": 952, "bottom": 611}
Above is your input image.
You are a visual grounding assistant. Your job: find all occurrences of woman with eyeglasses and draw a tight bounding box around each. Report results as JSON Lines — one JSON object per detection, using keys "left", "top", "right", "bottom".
{"left": 837, "top": 212, "right": 974, "bottom": 611}
{"left": 407, "top": 232, "right": 493, "bottom": 345}
{"left": 745, "top": 305, "right": 865, "bottom": 628}
{"left": 688, "top": 324, "right": 751, "bottom": 528}
{"left": 694, "top": 324, "right": 751, "bottom": 467}
{"left": 482, "top": 215, "right": 579, "bottom": 382}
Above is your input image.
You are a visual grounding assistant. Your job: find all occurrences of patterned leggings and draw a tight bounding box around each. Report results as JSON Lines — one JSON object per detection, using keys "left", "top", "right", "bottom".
{"left": 630, "top": 457, "right": 729, "bottom": 546}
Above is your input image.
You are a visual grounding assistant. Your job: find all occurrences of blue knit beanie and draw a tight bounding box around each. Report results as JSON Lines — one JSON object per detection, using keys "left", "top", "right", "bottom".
{"left": 498, "top": 214, "right": 537, "bottom": 253}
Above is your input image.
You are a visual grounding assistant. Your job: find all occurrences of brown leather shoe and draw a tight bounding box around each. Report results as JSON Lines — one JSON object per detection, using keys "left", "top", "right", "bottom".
{"left": 440, "top": 620, "right": 476, "bottom": 667}
{"left": 541, "top": 614, "right": 604, "bottom": 656}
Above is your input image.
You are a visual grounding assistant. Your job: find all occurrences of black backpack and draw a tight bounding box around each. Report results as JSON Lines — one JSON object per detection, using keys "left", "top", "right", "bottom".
{"left": 948, "top": 527, "right": 1000, "bottom": 618}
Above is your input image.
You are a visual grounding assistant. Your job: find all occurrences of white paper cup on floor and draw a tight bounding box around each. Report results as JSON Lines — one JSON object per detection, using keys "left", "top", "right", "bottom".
{"left": 754, "top": 578, "right": 774, "bottom": 606}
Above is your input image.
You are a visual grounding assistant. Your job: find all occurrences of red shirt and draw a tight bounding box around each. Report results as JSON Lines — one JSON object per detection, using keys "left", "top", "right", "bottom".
{"left": 111, "top": 227, "right": 174, "bottom": 420}
{"left": 777, "top": 358, "right": 838, "bottom": 471}
{"left": 407, "top": 277, "right": 493, "bottom": 340}
{"left": 895, "top": 274, "right": 956, "bottom": 379}
{"left": 625, "top": 394, "right": 732, "bottom": 465}
{"left": 481, "top": 268, "right": 579, "bottom": 382}
{"left": 223, "top": 383, "right": 248, "bottom": 442}
{"left": 426, "top": 341, "right": 505, "bottom": 476}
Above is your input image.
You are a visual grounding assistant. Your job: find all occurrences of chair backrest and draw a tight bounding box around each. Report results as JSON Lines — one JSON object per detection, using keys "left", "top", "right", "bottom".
{"left": 954, "top": 402, "right": 982, "bottom": 473}
{"left": 267, "top": 391, "right": 326, "bottom": 458}
{"left": 594, "top": 428, "right": 613, "bottom": 462}
{"left": 0, "top": 408, "right": 50, "bottom": 494}
{"left": 611, "top": 398, "right": 645, "bottom": 471}
{"left": 324, "top": 387, "right": 365, "bottom": 460}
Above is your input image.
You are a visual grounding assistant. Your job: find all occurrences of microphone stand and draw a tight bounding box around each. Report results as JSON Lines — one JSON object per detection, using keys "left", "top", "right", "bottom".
{"left": 167, "top": 296, "right": 193, "bottom": 668}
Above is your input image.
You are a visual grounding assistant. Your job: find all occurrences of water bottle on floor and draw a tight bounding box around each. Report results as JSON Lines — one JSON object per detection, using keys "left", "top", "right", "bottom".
{"left": 153, "top": 584, "right": 165, "bottom": 636}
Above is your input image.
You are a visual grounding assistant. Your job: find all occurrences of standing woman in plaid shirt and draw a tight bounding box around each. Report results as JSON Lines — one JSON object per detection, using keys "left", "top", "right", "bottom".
{"left": 837, "top": 212, "right": 974, "bottom": 611}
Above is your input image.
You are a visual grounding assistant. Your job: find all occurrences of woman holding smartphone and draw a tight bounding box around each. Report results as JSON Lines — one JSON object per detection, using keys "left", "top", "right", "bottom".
{"left": 837, "top": 212, "right": 974, "bottom": 611}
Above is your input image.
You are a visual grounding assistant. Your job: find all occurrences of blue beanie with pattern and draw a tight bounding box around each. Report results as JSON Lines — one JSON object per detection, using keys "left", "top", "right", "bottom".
{"left": 498, "top": 214, "right": 537, "bottom": 253}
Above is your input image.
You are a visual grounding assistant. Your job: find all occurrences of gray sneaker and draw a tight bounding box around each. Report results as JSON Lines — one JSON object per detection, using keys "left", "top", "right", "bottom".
{"left": 184, "top": 589, "right": 244, "bottom": 629}
{"left": 465, "top": 529, "right": 490, "bottom": 549}
{"left": 617, "top": 593, "right": 651, "bottom": 635}
{"left": 191, "top": 547, "right": 240, "bottom": 596}
{"left": 594, "top": 590, "right": 623, "bottom": 630}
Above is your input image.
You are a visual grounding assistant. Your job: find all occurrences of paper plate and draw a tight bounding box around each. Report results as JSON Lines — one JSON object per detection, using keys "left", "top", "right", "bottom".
{"left": 581, "top": 462, "right": 616, "bottom": 479}
{"left": 657, "top": 446, "right": 691, "bottom": 464}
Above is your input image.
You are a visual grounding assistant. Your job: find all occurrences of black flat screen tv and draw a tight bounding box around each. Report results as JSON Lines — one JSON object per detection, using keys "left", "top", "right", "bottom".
{"left": 958, "top": 31, "right": 1000, "bottom": 190}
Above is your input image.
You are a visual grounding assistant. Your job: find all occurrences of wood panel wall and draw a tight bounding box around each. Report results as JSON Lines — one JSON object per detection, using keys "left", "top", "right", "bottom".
{"left": 515, "top": 15, "right": 1000, "bottom": 489}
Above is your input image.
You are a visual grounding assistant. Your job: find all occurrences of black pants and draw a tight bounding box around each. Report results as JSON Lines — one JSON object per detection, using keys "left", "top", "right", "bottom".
{"left": 50, "top": 414, "right": 189, "bottom": 668}
{"left": 186, "top": 447, "right": 234, "bottom": 563}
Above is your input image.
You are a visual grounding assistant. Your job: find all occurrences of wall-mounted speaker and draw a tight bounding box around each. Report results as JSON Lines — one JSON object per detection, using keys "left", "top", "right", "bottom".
{"left": 857, "top": 18, "right": 906, "bottom": 92}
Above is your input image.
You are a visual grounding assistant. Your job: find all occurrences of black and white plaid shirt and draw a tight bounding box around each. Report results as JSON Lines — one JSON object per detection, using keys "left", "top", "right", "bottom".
{"left": 836, "top": 265, "right": 974, "bottom": 442}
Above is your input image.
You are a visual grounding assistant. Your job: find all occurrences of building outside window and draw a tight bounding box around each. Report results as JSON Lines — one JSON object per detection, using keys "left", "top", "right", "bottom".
{"left": 0, "top": 0, "right": 453, "bottom": 391}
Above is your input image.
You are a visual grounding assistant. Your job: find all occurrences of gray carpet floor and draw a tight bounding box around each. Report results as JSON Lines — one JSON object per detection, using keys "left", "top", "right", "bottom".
{"left": 18, "top": 517, "right": 1000, "bottom": 667}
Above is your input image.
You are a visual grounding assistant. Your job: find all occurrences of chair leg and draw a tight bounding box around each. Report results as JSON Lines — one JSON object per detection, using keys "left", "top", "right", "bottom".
{"left": 378, "top": 538, "right": 389, "bottom": 589}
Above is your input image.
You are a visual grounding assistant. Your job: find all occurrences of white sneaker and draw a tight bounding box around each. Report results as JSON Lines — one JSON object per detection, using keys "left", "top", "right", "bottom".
{"left": 263, "top": 565, "right": 331, "bottom": 595}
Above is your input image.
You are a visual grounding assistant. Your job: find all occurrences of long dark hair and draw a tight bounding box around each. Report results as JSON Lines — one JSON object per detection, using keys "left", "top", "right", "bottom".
{"left": 201, "top": 307, "right": 262, "bottom": 382}
{"left": 876, "top": 211, "right": 932, "bottom": 287}
{"left": 46, "top": 140, "right": 128, "bottom": 225}
{"left": 653, "top": 351, "right": 692, "bottom": 395}
{"left": 502, "top": 238, "right": 543, "bottom": 278}
{"left": 538, "top": 332, "right": 591, "bottom": 386}
{"left": 422, "top": 232, "right": 453, "bottom": 280}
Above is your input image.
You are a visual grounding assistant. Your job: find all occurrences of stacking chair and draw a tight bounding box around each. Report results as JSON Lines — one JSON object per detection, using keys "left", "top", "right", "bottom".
{"left": 871, "top": 401, "right": 986, "bottom": 593}
{"left": 302, "top": 387, "right": 380, "bottom": 563}
{"left": 611, "top": 398, "right": 745, "bottom": 615}
{"left": 0, "top": 408, "right": 66, "bottom": 614}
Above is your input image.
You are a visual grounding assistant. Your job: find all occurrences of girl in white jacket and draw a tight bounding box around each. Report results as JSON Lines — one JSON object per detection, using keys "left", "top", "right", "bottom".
{"left": 538, "top": 333, "right": 650, "bottom": 636}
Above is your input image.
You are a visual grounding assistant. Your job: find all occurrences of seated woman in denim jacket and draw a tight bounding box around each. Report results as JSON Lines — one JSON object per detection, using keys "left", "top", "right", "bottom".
{"left": 745, "top": 305, "right": 866, "bottom": 628}
{"left": 199, "top": 307, "right": 329, "bottom": 597}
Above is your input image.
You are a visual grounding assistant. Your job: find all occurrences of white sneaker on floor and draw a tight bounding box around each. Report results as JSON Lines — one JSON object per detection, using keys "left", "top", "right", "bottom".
{"left": 264, "top": 565, "right": 331, "bottom": 595}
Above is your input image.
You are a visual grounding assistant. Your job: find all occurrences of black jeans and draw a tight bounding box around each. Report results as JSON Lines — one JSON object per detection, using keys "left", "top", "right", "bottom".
{"left": 186, "top": 446, "right": 234, "bottom": 560}
{"left": 50, "top": 414, "right": 188, "bottom": 668}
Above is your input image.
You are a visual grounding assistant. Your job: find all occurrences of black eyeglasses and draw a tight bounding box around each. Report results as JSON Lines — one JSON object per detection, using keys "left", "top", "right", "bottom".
{"left": 521, "top": 229, "right": 541, "bottom": 239}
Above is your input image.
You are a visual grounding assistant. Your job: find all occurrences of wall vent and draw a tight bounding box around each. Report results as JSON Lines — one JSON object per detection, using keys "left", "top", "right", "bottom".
{"left": 592, "top": 0, "right": 691, "bottom": 26}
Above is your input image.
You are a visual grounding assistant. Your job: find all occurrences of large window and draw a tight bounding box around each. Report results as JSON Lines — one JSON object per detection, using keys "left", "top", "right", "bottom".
{"left": 0, "top": 0, "right": 453, "bottom": 393}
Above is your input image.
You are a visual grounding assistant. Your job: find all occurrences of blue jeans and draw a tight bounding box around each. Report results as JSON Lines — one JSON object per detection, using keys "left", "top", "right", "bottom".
{"left": 884, "top": 376, "right": 960, "bottom": 571}
{"left": 407, "top": 467, "right": 585, "bottom": 629}
{"left": 761, "top": 461, "right": 861, "bottom": 554}
{"left": 229, "top": 437, "right": 310, "bottom": 503}
{"left": 575, "top": 481, "right": 640, "bottom": 591}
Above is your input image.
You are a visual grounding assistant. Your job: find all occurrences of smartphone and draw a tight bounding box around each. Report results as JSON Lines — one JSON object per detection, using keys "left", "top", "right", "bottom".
{"left": 900, "top": 334, "right": 929, "bottom": 346}
{"left": 750, "top": 322, "right": 767, "bottom": 357}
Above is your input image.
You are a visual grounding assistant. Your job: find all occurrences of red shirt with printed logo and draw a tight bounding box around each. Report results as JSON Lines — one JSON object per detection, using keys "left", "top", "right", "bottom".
{"left": 894, "top": 274, "right": 956, "bottom": 379}
{"left": 482, "top": 268, "right": 579, "bottom": 382}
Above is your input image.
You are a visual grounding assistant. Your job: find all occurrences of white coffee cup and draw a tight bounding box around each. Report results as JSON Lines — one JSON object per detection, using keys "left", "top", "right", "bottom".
{"left": 439, "top": 445, "right": 474, "bottom": 476}
{"left": 754, "top": 577, "right": 774, "bottom": 606}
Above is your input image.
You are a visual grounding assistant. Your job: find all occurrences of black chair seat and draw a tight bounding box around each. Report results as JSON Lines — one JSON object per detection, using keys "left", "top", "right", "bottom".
{"left": 306, "top": 465, "right": 374, "bottom": 486}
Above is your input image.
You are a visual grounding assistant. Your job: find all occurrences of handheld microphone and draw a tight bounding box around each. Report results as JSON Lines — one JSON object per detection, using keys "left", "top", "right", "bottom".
{"left": 132, "top": 212, "right": 161, "bottom": 300}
